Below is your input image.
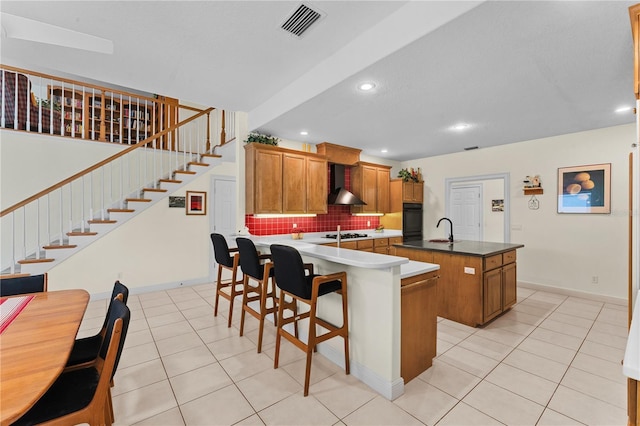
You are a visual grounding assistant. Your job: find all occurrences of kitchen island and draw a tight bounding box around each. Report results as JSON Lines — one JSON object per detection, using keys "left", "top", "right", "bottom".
{"left": 236, "top": 234, "right": 438, "bottom": 400}
{"left": 394, "top": 240, "right": 524, "bottom": 327}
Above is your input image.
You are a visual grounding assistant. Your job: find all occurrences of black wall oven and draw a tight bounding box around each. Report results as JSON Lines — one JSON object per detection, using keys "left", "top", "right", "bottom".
{"left": 403, "top": 203, "right": 423, "bottom": 242}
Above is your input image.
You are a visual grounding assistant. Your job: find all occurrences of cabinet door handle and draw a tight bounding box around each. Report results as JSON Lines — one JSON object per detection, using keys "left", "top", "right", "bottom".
{"left": 401, "top": 276, "right": 439, "bottom": 290}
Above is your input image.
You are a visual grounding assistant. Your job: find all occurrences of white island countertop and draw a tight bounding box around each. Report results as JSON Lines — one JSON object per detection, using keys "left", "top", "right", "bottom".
{"left": 229, "top": 230, "right": 438, "bottom": 275}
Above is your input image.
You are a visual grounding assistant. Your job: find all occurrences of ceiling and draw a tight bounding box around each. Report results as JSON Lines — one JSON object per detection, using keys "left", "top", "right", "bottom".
{"left": 0, "top": 1, "right": 636, "bottom": 161}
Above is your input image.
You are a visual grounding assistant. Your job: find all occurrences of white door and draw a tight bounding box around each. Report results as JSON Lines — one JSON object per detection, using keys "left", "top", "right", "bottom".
{"left": 450, "top": 185, "right": 482, "bottom": 241}
{"left": 211, "top": 176, "right": 236, "bottom": 236}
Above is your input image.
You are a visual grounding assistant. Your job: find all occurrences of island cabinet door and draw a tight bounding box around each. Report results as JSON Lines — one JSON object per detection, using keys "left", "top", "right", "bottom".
{"left": 483, "top": 268, "right": 503, "bottom": 323}
{"left": 401, "top": 272, "right": 438, "bottom": 383}
{"left": 502, "top": 262, "right": 517, "bottom": 309}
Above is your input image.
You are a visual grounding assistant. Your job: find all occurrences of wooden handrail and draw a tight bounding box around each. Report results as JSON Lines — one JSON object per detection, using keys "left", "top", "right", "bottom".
{"left": 1, "top": 107, "right": 214, "bottom": 217}
{"left": 0, "top": 64, "right": 206, "bottom": 113}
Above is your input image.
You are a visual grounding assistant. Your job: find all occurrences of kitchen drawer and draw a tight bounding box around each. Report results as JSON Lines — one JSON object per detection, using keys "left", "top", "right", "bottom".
{"left": 389, "top": 236, "right": 403, "bottom": 245}
{"left": 484, "top": 254, "right": 502, "bottom": 271}
{"left": 374, "top": 238, "right": 389, "bottom": 247}
{"left": 340, "top": 241, "right": 357, "bottom": 250}
{"left": 374, "top": 247, "right": 388, "bottom": 254}
{"left": 503, "top": 250, "right": 516, "bottom": 264}
{"left": 357, "top": 239, "right": 373, "bottom": 250}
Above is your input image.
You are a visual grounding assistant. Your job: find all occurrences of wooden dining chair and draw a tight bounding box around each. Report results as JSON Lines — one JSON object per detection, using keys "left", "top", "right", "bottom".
{"left": 66, "top": 281, "right": 129, "bottom": 369}
{"left": 211, "top": 233, "right": 243, "bottom": 327}
{"left": 236, "top": 237, "right": 278, "bottom": 353}
{"left": 11, "top": 298, "right": 130, "bottom": 426}
{"left": 0, "top": 273, "right": 47, "bottom": 297}
{"left": 270, "top": 244, "right": 350, "bottom": 396}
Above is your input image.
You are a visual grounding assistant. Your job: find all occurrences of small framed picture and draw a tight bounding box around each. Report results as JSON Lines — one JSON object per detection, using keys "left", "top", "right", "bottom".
{"left": 491, "top": 199, "right": 504, "bottom": 212}
{"left": 557, "top": 163, "right": 611, "bottom": 214}
{"left": 186, "top": 191, "right": 207, "bottom": 215}
{"left": 168, "top": 196, "right": 185, "bottom": 208}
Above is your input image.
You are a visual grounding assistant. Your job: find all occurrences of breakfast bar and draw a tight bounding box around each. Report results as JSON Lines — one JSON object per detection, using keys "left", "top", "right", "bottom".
{"left": 242, "top": 235, "right": 439, "bottom": 400}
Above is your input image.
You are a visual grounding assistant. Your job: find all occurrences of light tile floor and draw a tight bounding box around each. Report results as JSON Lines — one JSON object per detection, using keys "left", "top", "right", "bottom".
{"left": 77, "top": 285, "right": 630, "bottom": 425}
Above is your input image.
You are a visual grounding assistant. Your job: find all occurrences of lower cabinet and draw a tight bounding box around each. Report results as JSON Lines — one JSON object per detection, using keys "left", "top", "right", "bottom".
{"left": 395, "top": 248, "right": 518, "bottom": 327}
{"left": 401, "top": 271, "right": 438, "bottom": 383}
{"left": 323, "top": 236, "right": 402, "bottom": 254}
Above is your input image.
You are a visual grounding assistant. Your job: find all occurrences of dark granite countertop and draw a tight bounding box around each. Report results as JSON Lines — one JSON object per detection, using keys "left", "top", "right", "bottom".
{"left": 395, "top": 240, "right": 524, "bottom": 257}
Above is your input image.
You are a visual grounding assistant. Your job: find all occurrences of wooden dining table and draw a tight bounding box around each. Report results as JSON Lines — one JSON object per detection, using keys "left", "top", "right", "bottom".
{"left": 0, "top": 289, "right": 89, "bottom": 426}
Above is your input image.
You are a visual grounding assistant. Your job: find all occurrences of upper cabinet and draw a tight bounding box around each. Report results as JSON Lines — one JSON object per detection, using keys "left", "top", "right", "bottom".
{"left": 388, "top": 179, "right": 424, "bottom": 213}
{"left": 350, "top": 162, "right": 391, "bottom": 214}
{"left": 245, "top": 144, "right": 327, "bottom": 215}
{"left": 402, "top": 181, "right": 424, "bottom": 203}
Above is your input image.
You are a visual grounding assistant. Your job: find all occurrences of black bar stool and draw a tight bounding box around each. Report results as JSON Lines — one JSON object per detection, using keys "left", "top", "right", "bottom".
{"left": 270, "top": 244, "right": 350, "bottom": 396}
{"left": 236, "top": 237, "right": 278, "bottom": 353}
{"left": 210, "top": 233, "right": 243, "bottom": 327}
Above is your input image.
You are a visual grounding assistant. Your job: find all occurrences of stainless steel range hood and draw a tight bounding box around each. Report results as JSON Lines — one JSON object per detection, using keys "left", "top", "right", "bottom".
{"left": 328, "top": 164, "right": 366, "bottom": 205}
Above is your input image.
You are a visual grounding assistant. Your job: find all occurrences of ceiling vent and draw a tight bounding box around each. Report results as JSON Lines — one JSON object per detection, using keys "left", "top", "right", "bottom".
{"left": 281, "top": 4, "right": 322, "bottom": 37}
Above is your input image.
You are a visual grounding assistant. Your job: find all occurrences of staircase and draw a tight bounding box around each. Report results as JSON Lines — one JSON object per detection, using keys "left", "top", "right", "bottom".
{"left": 1, "top": 107, "right": 235, "bottom": 276}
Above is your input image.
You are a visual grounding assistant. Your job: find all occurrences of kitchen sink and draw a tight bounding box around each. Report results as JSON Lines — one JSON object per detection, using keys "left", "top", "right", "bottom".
{"left": 428, "top": 239, "right": 461, "bottom": 243}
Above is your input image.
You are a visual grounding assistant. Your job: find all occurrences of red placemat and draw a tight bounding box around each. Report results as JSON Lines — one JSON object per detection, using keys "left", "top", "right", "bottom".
{"left": 0, "top": 295, "right": 35, "bottom": 334}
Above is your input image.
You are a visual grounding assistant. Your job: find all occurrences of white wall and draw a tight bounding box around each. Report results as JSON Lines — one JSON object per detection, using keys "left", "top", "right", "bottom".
{"left": 47, "top": 162, "right": 236, "bottom": 294}
{"left": 0, "top": 130, "right": 126, "bottom": 209}
{"left": 405, "top": 123, "right": 634, "bottom": 300}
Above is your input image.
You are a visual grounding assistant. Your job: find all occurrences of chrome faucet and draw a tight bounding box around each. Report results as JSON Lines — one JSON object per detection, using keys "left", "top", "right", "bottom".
{"left": 437, "top": 217, "right": 454, "bottom": 243}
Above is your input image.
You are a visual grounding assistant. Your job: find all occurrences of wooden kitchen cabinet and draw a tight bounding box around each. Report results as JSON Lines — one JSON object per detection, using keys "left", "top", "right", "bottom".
{"left": 397, "top": 245, "right": 519, "bottom": 326}
{"left": 402, "top": 181, "right": 424, "bottom": 203}
{"left": 350, "top": 162, "right": 391, "bottom": 214}
{"left": 245, "top": 145, "right": 283, "bottom": 213}
{"left": 245, "top": 144, "right": 327, "bottom": 214}
{"left": 387, "top": 236, "right": 403, "bottom": 255}
{"left": 401, "top": 270, "right": 438, "bottom": 382}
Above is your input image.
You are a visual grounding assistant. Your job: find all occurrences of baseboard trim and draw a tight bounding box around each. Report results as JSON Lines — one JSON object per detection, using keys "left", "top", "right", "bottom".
{"left": 89, "top": 276, "right": 210, "bottom": 300}
{"left": 317, "top": 341, "right": 404, "bottom": 401}
{"left": 518, "top": 281, "right": 626, "bottom": 306}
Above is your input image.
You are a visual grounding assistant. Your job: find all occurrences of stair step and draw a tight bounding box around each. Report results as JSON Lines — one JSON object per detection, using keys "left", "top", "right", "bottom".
{"left": 18, "top": 258, "right": 55, "bottom": 265}
{"left": 107, "top": 208, "right": 135, "bottom": 213}
{"left": 67, "top": 231, "right": 98, "bottom": 236}
{"left": 43, "top": 244, "right": 77, "bottom": 250}
{"left": 143, "top": 188, "right": 168, "bottom": 193}
{"left": 174, "top": 170, "right": 197, "bottom": 175}
{"left": 159, "top": 179, "right": 182, "bottom": 184}
{"left": 188, "top": 162, "right": 209, "bottom": 167}
{"left": 126, "top": 198, "right": 152, "bottom": 203}
{"left": 201, "top": 153, "right": 222, "bottom": 159}
{"left": 88, "top": 219, "right": 117, "bottom": 224}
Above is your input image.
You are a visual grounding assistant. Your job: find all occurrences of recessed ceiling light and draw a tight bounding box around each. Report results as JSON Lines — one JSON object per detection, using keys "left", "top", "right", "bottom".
{"left": 300, "top": 131, "right": 308, "bottom": 136}
{"left": 451, "top": 123, "right": 471, "bottom": 131}
{"left": 381, "top": 149, "right": 388, "bottom": 153}
{"left": 358, "top": 82, "right": 376, "bottom": 91}
{"left": 615, "top": 106, "right": 633, "bottom": 113}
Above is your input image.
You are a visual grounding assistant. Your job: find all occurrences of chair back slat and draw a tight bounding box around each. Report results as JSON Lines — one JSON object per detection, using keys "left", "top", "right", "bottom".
{"left": 270, "top": 244, "right": 309, "bottom": 298}
{"left": 211, "top": 233, "right": 234, "bottom": 267}
{"left": 236, "top": 238, "right": 263, "bottom": 280}
{"left": 98, "top": 298, "right": 130, "bottom": 380}
{"left": 0, "top": 274, "right": 47, "bottom": 297}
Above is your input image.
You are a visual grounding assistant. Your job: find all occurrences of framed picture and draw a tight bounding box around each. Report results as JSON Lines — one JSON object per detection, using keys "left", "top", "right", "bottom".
{"left": 168, "top": 196, "right": 185, "bottom": 208}
{"left": 186, "top": 191, "right": 207, "bottom": 215}
{"left": 557, "top": 163, "right": 610, "bottom": 214}
{"left": 491, "top": 199, "right": 504, "bottom": 212}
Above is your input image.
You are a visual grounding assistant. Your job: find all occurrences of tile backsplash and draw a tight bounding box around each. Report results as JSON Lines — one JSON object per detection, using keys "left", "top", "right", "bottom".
{"left": 245, "top": 207, "right": 381, "bottom": 236}
{"left": 246, "top": 165, "right": 381, "bottom": 236}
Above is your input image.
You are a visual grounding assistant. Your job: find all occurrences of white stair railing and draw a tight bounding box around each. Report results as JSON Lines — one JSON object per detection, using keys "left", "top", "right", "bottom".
{"left": 1, "top": 107, "right": 223, "bottom": 274}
